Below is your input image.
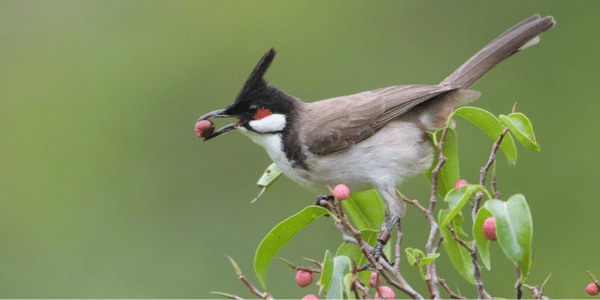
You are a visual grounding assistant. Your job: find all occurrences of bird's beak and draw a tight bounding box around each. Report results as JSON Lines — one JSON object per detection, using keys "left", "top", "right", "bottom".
{"left": 197, "top": 108, "right": 244, "bottom": 141}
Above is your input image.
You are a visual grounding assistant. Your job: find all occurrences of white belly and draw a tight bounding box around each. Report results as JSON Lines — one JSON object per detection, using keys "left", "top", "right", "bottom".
{"left": 242, "top": 121, "right": 434, "bottom": 195}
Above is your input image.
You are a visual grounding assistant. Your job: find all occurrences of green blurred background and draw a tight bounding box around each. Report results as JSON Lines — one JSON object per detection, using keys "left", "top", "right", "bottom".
{"left": 1, "top": 0, "right": 599, "bottom": 298}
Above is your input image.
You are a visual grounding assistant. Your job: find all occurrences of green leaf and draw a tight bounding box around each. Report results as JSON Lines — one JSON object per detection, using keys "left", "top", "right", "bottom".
{"left": 404, "top": 248, "right": 418, "bottom": 266}
{"left": 319, "top": 250, "right": 334, "bottom": 294}
{"left": 252, "top": 163, "right": 283, "bottom": 203}
{"left": 499, "top": 113, "right": 540, "bottom": 152}
{"left": 473, "top": 207, "right": 493, "bottom": 270}
{"left": 326, "top": 256, "right": 352, "bottom": 299}
{"left": 438, "top": 209, "right": 476, "bottom": 285}
{"left": 451, "top": 106, "right": 518, "bottom": 164}
{"left": 254, "top": 206, "right": 330, "bottom": 289}
{"left": 425, "top": 128, "right": 459, "bottom": 197}
{"left": 484, "top": 195, "right": 533, "bottom": 281}
{"left": 441, "top": 184, "right": 490, "bottom": 228}
{"left": 342, "top": 189, "right": 385, "bottom": 231}
{"left": 343, "top": 273, "right": 355, "bottom": 300}
{"left": 420, "top": 253, "right": 441, "bottom": 266}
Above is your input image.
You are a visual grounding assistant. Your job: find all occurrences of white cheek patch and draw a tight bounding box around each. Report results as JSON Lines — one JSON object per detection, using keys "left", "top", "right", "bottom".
{"left": 249, "top": 113, "right": 287, "bottom": 133}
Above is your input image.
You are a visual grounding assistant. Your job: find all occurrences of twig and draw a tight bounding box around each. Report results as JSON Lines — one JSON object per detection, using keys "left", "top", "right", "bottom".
{"left": 403, "top": 197, "right": 429, "bottom": 215}
{"left": 469, "top": 127, "right": 510, "bottom": 299}
{"left": 277, "top": 258, "right": 321, "bottom": 273}
{"left": 515, "top": 267, "right": 523, "bottom": 300}
{"left": 439, "top": 278, "right": 466, "bottom": 299}
{"left": 447, "top": 225, "right": 474, "bottom": 254}
{"left": 394, "top": 220, "right": 403, "bottom": 273}
{"left": 336, "top": 201, "right": 423, "bottom": 299}
{"left": 523, "top": 284, "right": 546, "bottom": 300}
{"left": 352, "top": 273, "right": 370, "bottom": 300}
{"left": 432, "top": 236, "right": 444, "bottom": 253}
{"left": 226, "top": 256, "right": 273, "bottom": 300}
{"left": 424, "top": 126, "right": 450, "bottom": 299}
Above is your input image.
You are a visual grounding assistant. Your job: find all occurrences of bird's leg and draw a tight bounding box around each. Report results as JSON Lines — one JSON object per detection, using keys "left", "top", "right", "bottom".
{"left": 368, "top": 186, "right": 405, "bottom": 264}
{"left": 370, "top": 216, "right": 399, "bottom": 263}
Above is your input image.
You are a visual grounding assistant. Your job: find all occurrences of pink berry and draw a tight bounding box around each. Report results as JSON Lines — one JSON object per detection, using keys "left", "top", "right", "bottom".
{"left": 454, "top": 179, "right": 469, "bottom": 189}
{"left": 375, "top": 286, "right": 395, "bottom": 299}
{"left": 587, "top": 282, "right": 599, "bottom": 296}
{"left": 194, "top": 119, "right": 215, "bottom": 138}
{"left": 483, "top": 217, "right": 497, "bottom": 241}
{"left": 295, "top": 270, "right": 314, "bottom": 288}
{"left": 302, "top": 295, "right": 319, "bottom": 300}
{"left": 369, "top": 272, "right": 381, "bottom": 287}
{"left": 332, "top": 184, "right": 350, "bottom": 200}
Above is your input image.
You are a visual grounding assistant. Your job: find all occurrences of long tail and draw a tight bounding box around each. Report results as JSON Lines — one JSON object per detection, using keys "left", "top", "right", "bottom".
{"left": 441, "top": 14, "right": 555, "bottom": 88}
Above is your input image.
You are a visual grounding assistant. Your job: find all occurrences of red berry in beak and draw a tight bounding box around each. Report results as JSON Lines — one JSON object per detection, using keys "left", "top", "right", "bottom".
{"left": 194, "top": 119, "right": 215, "bottom": 138}
{"left": 586, "top": 282, "right": 599, "bottom": 296}
{"left": 483, "top": 217, "right": 497, "bottom": 241}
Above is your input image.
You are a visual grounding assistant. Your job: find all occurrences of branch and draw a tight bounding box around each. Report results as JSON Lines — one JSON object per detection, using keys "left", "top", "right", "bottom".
{"left": 335, "top": 200, "right": 424, "bottom": 299}
{"left": 447, "top": 225, "right": 474, "bottom": 254}
{"left": 226, "top": 256, "right": 273, "bottom": 300}
{"left": 403, "top": 197, "right": 429, "bottom": 215}
{"left": 424, "top": 126, "right": 450, "bottom": 299}
{"left": 394, "top": 220, "right": 404, "bottom": 273}
{"left": 468, "top": 127, "right": 509, "bottom": 299}
{"left": 439, "top": 278, "right": 466, "bottom": 299}
{"left": 515, "top": 267, "right": 523, "bottom": 300}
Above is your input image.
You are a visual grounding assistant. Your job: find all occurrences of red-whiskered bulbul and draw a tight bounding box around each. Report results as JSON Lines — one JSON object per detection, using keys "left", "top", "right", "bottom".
{"left": 197, "top": 15, "right": 555, "bottom": 254}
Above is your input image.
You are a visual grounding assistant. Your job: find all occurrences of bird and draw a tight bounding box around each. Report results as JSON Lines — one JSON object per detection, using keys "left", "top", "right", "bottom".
{"left": 197, "top": 15, "right": 555, "bottom": 254}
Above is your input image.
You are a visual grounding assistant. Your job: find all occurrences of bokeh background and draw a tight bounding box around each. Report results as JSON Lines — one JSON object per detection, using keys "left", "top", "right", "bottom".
{"left": 1, "top": 0, "right": 599, "bottom": 298}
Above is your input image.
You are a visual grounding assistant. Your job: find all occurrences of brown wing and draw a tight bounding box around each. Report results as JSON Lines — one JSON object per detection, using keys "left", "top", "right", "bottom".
{"left": 302, "top": 84, "right": 457, "bottom": 155}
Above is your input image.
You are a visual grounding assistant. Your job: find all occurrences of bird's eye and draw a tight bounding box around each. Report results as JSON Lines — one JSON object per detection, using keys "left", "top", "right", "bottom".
{"left": 248, "top": 105, "right": 259, "bottom": 112}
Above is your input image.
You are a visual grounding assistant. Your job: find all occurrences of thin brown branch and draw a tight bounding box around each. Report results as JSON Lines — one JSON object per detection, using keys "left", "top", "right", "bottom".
{"left": 447, "top": 225, "right": 474, "bottom": 254}
{"left": 515, "top": 267, "right": 523, "bottom": 300}
{"left": 523, "top": 284, "right": 546, "bottom": 300}
{"left": 424, "top": 126, "right": 450, "bottom": 299}
{"left": 468, "top": 127, "right": 509, "bottom": 300}
{"left": 227, "top": 256, "right": 273, "bottom": 300}
{"left": 432, "top": 236, "right": 444, "bottom": 253}
{"left": 352, "top": 273, "right": 370, "bottom": 300}
{"left": 394, "top": 220, "right": 403, "bottom": 273}
{"left": 403, "top": 197, "right": 429, "bottom": 215}
{"left": 439, "top": 278, "right": 466, "bottom": 299}
{"left": 336, "top": 201, "right": 423, "bottom": 299}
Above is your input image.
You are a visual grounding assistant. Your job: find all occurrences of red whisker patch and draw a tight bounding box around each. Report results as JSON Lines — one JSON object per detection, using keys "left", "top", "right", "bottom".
{"left": 254, "top": 108, "right": 272, "bottom": 120}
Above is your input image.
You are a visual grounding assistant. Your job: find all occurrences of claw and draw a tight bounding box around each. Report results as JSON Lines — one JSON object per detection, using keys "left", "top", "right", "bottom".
{"left": 314, "top": 194, "right": 334, "bottom": 206}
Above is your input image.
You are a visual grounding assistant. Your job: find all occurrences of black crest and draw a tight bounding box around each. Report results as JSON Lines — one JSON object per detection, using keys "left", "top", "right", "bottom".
{"left": 238, "top": 49, "right": 276, "bottom": 97}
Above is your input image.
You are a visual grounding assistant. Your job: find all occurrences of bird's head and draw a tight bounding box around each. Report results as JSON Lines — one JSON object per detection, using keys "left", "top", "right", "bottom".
{"left": 198, "top": 49, "right": 297, "bottom": 140}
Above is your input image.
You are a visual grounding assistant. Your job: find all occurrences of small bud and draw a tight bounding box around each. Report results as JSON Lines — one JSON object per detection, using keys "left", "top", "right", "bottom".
{"left": 483, "top": 217, "right": 497, "bottom": 241}
{"left": 586, "top": 282, "right": 599, "bottom": 296}
{"left": 454, "top": 179, "right": 469, "bottom": 189}
{"left": 302, "top": 294, "right": 319, "bottom": 300}
{"left": 295, "top": 270, "right": 314, "bottom": 288}
{"left": 369, "top": 272, "right": 381, "bottom": 287}
{"left": 375, "top": 286, "right": 395, "bottom": 299}
{"left": 194, "top": 119, "right": 215, "bottom": 138}
{"left": 332, "top": 184, "right": 350, "bottom": 200}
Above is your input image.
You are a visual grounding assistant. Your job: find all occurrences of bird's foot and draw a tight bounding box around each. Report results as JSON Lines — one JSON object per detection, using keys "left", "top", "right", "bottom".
{"left": 315, "top": 194, "right": 334, "bottom": 206}
{"left": 315, "top": 195, "right": 335, "bottom": 217}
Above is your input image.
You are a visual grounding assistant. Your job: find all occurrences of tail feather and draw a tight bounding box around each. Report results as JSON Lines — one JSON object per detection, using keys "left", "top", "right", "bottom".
{"left": 441, "top": 15, "right": 555, "bottom": 88}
